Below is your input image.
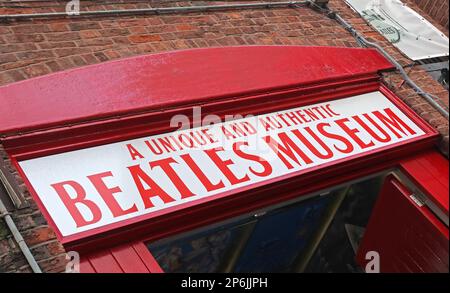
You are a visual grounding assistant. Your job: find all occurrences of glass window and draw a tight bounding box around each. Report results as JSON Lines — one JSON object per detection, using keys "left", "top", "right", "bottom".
{"left": 147, "top": 173, "right": 386, "bottom": 273}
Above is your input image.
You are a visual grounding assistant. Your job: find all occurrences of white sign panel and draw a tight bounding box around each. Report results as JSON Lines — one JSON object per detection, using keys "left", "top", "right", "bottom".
{"left": 345, "top": 0, "right": 449, "bottom": 60}
{"left": 20, "top": 91, "right": 425, "bottom": 237}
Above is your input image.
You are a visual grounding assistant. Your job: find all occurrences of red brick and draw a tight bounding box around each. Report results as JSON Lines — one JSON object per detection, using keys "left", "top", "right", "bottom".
{"left": 68, "top": 22, "right": 102, "bottom": 31}
{"left": 99, "top": 28, "right": 130, "bottom": 37}
{"left": 148, "top": 18, "right": 163, "bottom": 26}
{"left": 30, "top": 241, "right": 65, "bottom": 260}
{"left": 70, "top": 55, "right": 88, "bottom": 66}
{"left": 56, "top": 57, "right": 76, "bottom": 70}
{"left": 5, "top": 34, "right": 45, "bottom": 43}
{"left": 4, "top": 70, "right": 27, "bottom": 82}
{"left": 79, "top": 30, "right": 101, "bottom": 39}
{"left": 16, "top": 50, "right": 55, "bottom": 59}
{"left": 104, "top": 50, "right": 122, "bottom": 59}
{"left": 54, "top": 47, "right": 91, "bottom": 57}
{"left": 46, "top": 32, "right": 81, "bottom": 42}
{"left": 48, "top": 23, "right": 69, "bottom": 32}
{"left": 112, "top": 36, "right": 132, "bottom": 45}
{"left": 0, "top": 27, "right": 11, "bottom": 34}
{"left": 76, "top": 38, "right": 114, "bottom": 47}
{"left": 38, "top": 41, "right": 77, "bottom": 49}
{"left": 81, "top": 53, "right": 100, "bottom": 65}
{"left": 11, "top": 24, "right": 50, "bottom": 34}
{"left": 23, "top": 64, "right": 51, "bottom": 78}
{"left": 44, "top": 61, "right": 61, "bottom": 72}
{"left": 37, "top": 254, "right": 67, "bottom": 273}
{"left": 0, "top": 53, "right": 17, "bottom": 64}
{"left": 1, "top": 60, "right": 36, "bottom": 72}
{"left": 0, "top": 239, "right": 10, "bottom": 256}
{"left": 93, "top": 52, "right": 109, "bottom": 62}
{"left": 118, "top": 19, "right": 148, "bottom": 27}
{"left": 22, "top": 226, "right": 57, "bottom": 247}
{"left": 175, "top": 24, "right": 196, "bottom": 31}
{"left": 128, "top": 34, "right": 162, "bottom": 43}
{"left": 0, "top": 73, "right": 13, "bottom": 85}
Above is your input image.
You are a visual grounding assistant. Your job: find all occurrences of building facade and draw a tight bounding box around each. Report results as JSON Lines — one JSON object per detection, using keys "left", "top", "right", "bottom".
{"left": 0, "top": 0, "right": 448, "bottom": 273}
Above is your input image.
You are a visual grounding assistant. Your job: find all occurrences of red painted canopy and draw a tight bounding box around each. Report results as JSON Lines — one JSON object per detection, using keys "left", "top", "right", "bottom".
{"left": 0, "top": 46, "right": 393, "bottom": 134}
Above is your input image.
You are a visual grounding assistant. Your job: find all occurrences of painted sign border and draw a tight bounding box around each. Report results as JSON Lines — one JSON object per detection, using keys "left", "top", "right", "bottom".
{"left": 9, "top": 84, "right": 438, "bottom": 248}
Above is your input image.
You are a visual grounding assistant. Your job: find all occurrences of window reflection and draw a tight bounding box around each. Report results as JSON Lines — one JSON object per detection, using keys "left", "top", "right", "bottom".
{"left": 147, "top": 174, "right": 385, "bottom": 273}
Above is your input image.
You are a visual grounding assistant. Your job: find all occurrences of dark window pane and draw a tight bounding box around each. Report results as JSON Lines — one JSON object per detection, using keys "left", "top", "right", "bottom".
{"left": 148, "top": 195, "right": 333, "bottom": 273}
{"left": 148, "top": 219, "right": 256, "bottom": 273}
{"left": 147, "top": 174, "right": 386, "bottom": 273}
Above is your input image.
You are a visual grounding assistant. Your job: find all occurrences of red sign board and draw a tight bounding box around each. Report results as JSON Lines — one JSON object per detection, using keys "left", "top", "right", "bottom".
{"left": 18, "top": 91, "right": 427, "bottom": 237}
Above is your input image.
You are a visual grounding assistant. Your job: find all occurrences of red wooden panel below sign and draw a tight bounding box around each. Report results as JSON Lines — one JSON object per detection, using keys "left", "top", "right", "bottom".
{"left": 87, "top": 250, "right": 124, "bottom": 273}
{"left": 81, "top": 241, "right": 163, "bottom": 273}
{"left": 357, "top": 175, "right": 449, "bottom": 273}
{"left": 110, "top": 244, "right": 150, "bottom": 273}
{"left": 133, "top": 242, "right": 164, "bottom": 273}
{"left": 79, "top": 258, "right": 96, "bottom": 273}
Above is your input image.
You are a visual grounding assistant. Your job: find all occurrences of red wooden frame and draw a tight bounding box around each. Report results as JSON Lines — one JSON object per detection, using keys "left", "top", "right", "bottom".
{"left": 399, "top": 150, "right": 449, "bottom": 217}
{"left": 356, "top": 175, "right": 449, "bottom": 272}
{"left": 0, "top": 46, "right": 445, "bottom": 263}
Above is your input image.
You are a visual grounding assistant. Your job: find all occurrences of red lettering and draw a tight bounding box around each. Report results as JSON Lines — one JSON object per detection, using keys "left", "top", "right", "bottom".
{"left": 277, "top": 114, "right": 292, "bottom": 127}
{"left": 149, "top": 157, "right": 195, "bottom": 199}
{"left": 221, "top": 125, "right": 237, "bottom": 140}
{"left": 127, "top": 165, "right": 175, "bottom": 209}
{"left": 240, "top": 121, "right": 257, "bottom": 135}
{"left": 303, "top": 109, "right": 319, "bottom": 121}
{"left": 295, "top": 110, "right": 311, "bottom": 123}
{"left": 51, "top": 181, "right": 102, "bottom": 228}
{"left": 144, "top": 139, "right": 164, "bottom": 155}
{"left": 231, "top": 123, "right": 247, "bottom": 137}
{"left": 293, "top": 128, "right": 333, "bottom": 159}
{"left": 127, "top": 144, "right": 144, "bottom": 160}
{"left": 88, "top": 172, "right": 138, "bottom": 218}
{"left": 156, "top": 137, "right": 177, "bottom": 153}
{"left": 234, "top": 141, "right": 273, "bottom": 177}
{"left": 316, "top": 123, "right": 354, "bottom": 154}
{"left": 285, "top": 111, "right": 303, "bottom": 125}
{"left": 259, "top": 117, "right": 275, "bottom": 131}
{"left": 180, "top": 154, "right": 225, "bottom": 192}
{"left": 178, "top": 133, "right": 194, "bottom": 148}
{"left": 312, "top": 106, "right": 327, "bottom": 119}
{"left": 373, "top": 108, "right": 417, "bottom": 138}
{"left": 190, "top": 130, "right": 208, "bottom": 146}
{"left": 263, "top": 132, "right": 313, "bottom": 169}
{"left": 204, "top": 147, "right": 250, "bottom": 185}
{"left": 335, "top": 118, "right": 375, "bottom": 149}
{"left": 324, "top": 104, "right": 340, "bottom": 117}
{"left": 354, "top": 114, "right": 391, "bottom": 143}
{"left": 201, "top": 129, "right": 218, "bottom": 143}
{"left": 267, "top": 116, "right": 283, "bottom": 128}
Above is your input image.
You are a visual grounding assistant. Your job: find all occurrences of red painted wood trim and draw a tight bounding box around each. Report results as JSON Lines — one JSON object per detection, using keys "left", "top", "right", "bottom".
{"left": 0, "top": 46, "right": 393, "bottom": 135}
{"left": 400, "top": 150, "right": 449, "bottom": 216}
{"left": 133, "top": 242, "right": 164, "bottom": 273}
{"left": 356, "top": 176, "right": 448, "bottom": 273}
{"left": 3, "top": 77, "right": 381, "bottom": 157}
{"left": 87, "top": 250, "right": 124, "bottom": 273}
{"left": 8, "top": 83, "right": 439, "bottom": 249}
{"left": 79, "top": 258, "right": 96, "bottom": 273}
{"left": 110, "top": 244, "right": 150, "bottom": 273}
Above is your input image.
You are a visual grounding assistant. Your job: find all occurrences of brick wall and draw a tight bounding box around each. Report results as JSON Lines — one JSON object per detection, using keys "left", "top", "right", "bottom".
{"left": 0, "top": 0, "right": 448, "bottom": 273}
{"left": 410, "top": 0, "right": 449, "bottom": 32}
{"left": 0, "top": 145, "right": 67, "bottom": 273}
